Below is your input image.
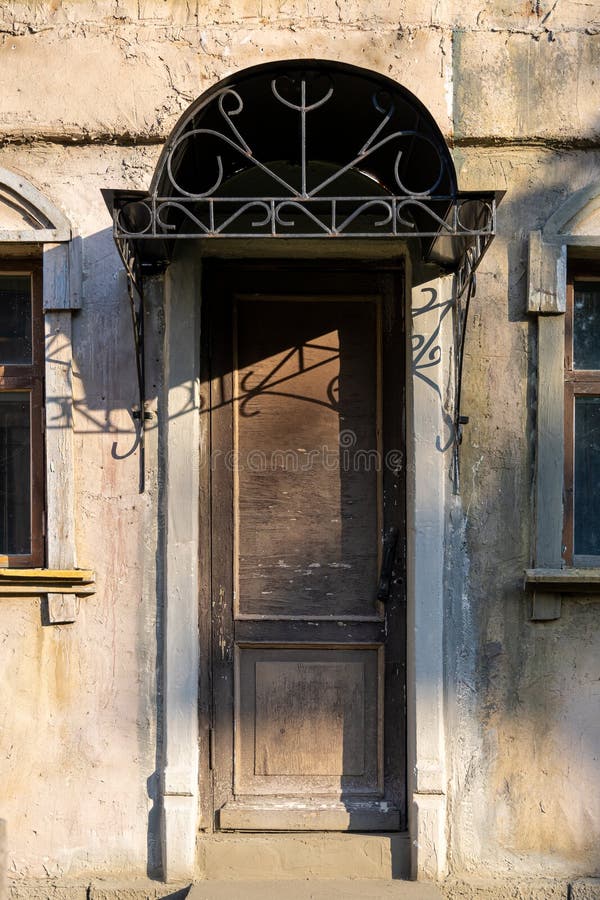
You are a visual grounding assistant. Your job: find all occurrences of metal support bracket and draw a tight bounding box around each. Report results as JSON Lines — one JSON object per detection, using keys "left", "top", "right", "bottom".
{"left": 115, "top": 234, "right": 147, "bottom": 493}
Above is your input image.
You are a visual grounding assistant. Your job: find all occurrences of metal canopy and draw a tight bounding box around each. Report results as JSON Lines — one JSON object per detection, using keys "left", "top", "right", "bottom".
{"left": 105, "top": 60, "right": 500, "bottom": 287}
{"left": 104, "top": 60, "right": 502, "bottom": 494}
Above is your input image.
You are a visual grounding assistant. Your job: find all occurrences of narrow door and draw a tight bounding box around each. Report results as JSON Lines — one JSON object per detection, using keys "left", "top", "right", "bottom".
{"left": 203, "top": 264, "right": 405, "bottom": 831}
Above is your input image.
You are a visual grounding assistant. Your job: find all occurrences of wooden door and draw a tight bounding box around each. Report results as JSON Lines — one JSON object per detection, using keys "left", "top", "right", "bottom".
{"left": 202, "top": 263, "right": 405, "bottom": 832}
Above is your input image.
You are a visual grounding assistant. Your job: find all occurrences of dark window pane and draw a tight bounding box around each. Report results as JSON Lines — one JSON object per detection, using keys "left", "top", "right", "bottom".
{"left": 0, "top": 392, "right": 30, "bottom": 556}
{"left": 0, "top": 274, "right": 32, "bottom": 365}
{"left": 573, "top": 281, "right": 600, "bottom": 370}
{"left": 574, "top": 395, "right": 600, "bottom": 557}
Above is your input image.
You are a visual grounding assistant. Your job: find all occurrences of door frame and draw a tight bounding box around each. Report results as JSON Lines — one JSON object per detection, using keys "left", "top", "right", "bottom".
{"left": 158, "top": 239, "right": 450, "bottom": 883}
{"left": 202, "top": 263, "right": 407, "bottom": 831}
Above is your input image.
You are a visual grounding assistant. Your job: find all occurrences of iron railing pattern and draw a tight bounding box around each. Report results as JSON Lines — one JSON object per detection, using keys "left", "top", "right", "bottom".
{"left": 111, "top": 73, "right": 497, "bottom": 287}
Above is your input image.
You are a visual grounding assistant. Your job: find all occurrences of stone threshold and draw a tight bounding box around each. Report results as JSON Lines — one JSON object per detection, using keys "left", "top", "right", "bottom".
{"left": 9, "top": 880, "right": 441, "bottom": 900}
{"left": 7, "top": 876, "right": 600, "bottom": 900}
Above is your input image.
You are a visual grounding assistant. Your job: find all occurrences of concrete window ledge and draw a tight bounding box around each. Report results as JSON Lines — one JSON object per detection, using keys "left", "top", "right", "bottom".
{"left": 525, "top": 568, "right": 600, "bottom": 622}
{"left": 0, "top": 568, "right": 95, "bottom": 624}
{"left": 525, "top": 567, "right": 600, "bottom": 592}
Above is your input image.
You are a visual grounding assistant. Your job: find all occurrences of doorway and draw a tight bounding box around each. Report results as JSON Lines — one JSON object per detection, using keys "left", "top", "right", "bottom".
{"left": 200, "top": 262, "right": 406, "bottom": 831}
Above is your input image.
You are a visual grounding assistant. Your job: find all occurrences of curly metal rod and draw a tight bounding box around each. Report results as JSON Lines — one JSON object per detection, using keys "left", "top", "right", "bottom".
{"left": 274, "top": 201, "right": 332, "bottom": 233}
{"left": 155, "top": 201, "right": 212, "bottom": 234}
{"left": 271, "top": 77, "right": 334, "bottom": 112}
{"left": 308, "top": 130, "right": 445, "bottom": 199}
{"left": 166, "top": 128, "right": 298, "bottom": 199}
{"left": 217, "top": 88, "right": 252, "bottom": 153}
{"left": 335, "top": 199, "right": 394, "bottom": 233}
{"left": 358, "top": 91, "right": 395, "bottom": 155}
{"left": 214, "top": 201, "right": 272, "bottom": 234}
{"left": 396, "top": 197, "right": 453, "bottom": 231}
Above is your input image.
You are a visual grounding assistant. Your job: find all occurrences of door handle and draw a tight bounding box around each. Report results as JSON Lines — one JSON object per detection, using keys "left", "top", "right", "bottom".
{"left": 377, "top": 526, "right": 399, "bottom": 601}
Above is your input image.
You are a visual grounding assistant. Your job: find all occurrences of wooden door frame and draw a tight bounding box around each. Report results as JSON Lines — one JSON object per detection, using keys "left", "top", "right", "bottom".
{"left": 200, "top": 261, "right": 407, "bottom": 832}
{"left": 159, "top": 241, "right": 451, "bottom": 883}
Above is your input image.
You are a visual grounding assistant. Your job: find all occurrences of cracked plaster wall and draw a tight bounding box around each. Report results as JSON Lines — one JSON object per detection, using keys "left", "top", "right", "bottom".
{"left": 0, "top": 0, "right": 598, "bottom": 886}
{"left": 446, "top": 144, "right": 600, "bottom": 879}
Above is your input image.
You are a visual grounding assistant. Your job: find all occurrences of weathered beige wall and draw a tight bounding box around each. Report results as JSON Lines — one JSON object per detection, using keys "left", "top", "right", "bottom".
{"left": 448, "top": 144, "right": 600, "bottom": 878}
{"left": 0, "top": 0, "right": 598, "bottom": 887}
{"left": 1, "top": 0, "right": 598, "bottom": 144}
{"left": 0, "top": 141, "right": 161, "bottom": 880}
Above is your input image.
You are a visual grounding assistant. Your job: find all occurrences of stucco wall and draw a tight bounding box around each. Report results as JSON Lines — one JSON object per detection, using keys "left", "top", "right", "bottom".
{"left": 0, "top": 141, "right": 161, "bottom": 880}
{"left": 447, "top": 145, "right": 600, "bottom": 878}
{"left": 0, "top": 0, "right": 598, "bottom": 887}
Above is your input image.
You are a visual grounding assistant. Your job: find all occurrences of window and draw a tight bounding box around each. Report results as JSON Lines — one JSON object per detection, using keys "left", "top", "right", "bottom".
{"left": 525, "top": 201, "right": 600, "bottom": 617}
{"left": 564, "top": 262, "right": 600, "bottom": 565}
{"left": 0, "top": 262, "right": 44, "bottom": 566}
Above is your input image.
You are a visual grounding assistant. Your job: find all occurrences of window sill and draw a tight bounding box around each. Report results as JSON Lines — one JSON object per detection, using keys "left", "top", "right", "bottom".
{"left": 525, "top": 567, "right": 600, "bottom": 619}
{"left": 0, "top": 568, "right": 95, "bottom": 596}
{"left": 525, "top": 567, "right": 600, "bottom": 593}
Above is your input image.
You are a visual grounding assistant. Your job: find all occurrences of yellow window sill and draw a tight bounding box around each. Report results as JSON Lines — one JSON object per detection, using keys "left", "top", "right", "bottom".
{"left": 0, "top": 568, "right": 95, "bottom": 595}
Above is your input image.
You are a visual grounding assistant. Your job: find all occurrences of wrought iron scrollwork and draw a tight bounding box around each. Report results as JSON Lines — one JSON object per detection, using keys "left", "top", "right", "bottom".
{"left": 115, "top": 194, "right": 496, "bottom": 241}
{"left": 412, "top": 271, "right": 479, "bottom": 490}
{"left": 159, "top": 80, "right": 447, "bottom": 202}
{"left": 112, "top": 70, "right": 497, "bottom": 251}
{"left": 108, "top": 64, "right": 500, "bottom": 490}
{"left": 412, "top": 287, "right": 455, "bottom": 454}
{"left": 113, "top": 233, "right": 149, "bottom": 493}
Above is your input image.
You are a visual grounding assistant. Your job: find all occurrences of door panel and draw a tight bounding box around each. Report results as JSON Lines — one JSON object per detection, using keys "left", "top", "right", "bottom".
{"left": 235, "top": 647, "right": 382, "bottom": 794}
{"left": 204, "top": 264, "right": 405, "bottom": 831}
{"left": 236, "top": 298, "right": 380, "bottom": 619}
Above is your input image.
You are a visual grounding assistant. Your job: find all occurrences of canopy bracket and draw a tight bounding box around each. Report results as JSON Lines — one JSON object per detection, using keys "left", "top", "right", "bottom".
{"left": 115, "top": 233, "right": 148, "bottom": 493}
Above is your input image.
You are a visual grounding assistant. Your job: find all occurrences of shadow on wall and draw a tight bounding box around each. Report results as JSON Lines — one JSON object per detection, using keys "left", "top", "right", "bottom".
{"left": 44, "top": 225, "right": 149, "bottom": 453}
{"left": 52, "top": 224, "right": 166, "bottom": 877}
{"left": 61, "top": 168, "right": 600, "bottom": 880}
{"left": 446, "top": 159, "right": 600, "bottom": 873}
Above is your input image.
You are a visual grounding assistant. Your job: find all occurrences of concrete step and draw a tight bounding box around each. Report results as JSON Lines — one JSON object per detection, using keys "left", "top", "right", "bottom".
{"left": 198, "top": 832, "right": 410, "bottom": 881}
{"left": 189, "top": 881, "right": 443, "bottom": 900}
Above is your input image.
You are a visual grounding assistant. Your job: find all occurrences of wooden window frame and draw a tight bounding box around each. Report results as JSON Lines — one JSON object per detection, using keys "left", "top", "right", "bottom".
{"left": 563, "top": 261, "right": 600, "bottom": 566}
{"left": 0, "top": 260, "right": 44, "bottom": 567}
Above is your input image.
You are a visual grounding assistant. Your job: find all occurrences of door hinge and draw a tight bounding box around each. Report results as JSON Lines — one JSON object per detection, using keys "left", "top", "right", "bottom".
{"left": 208, "top": 726, "right": 215, "bottom": 771}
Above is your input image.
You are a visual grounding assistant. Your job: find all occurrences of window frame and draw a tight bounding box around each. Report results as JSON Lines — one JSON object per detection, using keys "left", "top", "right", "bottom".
{"left": 0, "top": 260, "right": 45, "bottom": 567}
{"left": 563, "top": 262, "right": 600, "bottom": 566}
{"left": 0, "top": 167, "right": 98, "bottom": 624}
{"left": 525, "top": 197, "right": 600, "bottom": 618}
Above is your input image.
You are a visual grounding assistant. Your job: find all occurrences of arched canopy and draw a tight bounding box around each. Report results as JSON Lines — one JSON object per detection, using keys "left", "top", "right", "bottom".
{"left": 105, "top": 60, "right": 499, "bottom": 280}
{"left": 152, "top": 59, "right": 457, "bottom": 200}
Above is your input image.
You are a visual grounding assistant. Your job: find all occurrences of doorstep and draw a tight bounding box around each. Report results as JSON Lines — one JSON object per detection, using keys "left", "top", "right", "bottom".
{"left": 188, "top": 881, "right": 443, "bottom": 900}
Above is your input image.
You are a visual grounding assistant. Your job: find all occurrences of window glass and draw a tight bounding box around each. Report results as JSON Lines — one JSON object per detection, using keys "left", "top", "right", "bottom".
{"left": 0, "top": 392, "right": 31, "bottom": 555}
{"left": 573, "top": 281, "right": 600, "bottom": 370}
{"left": 0, "top": 274, "right": 32, "bottom": 365}
{"left": 574, "top": 395, "right": 600, "bottom": 557}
